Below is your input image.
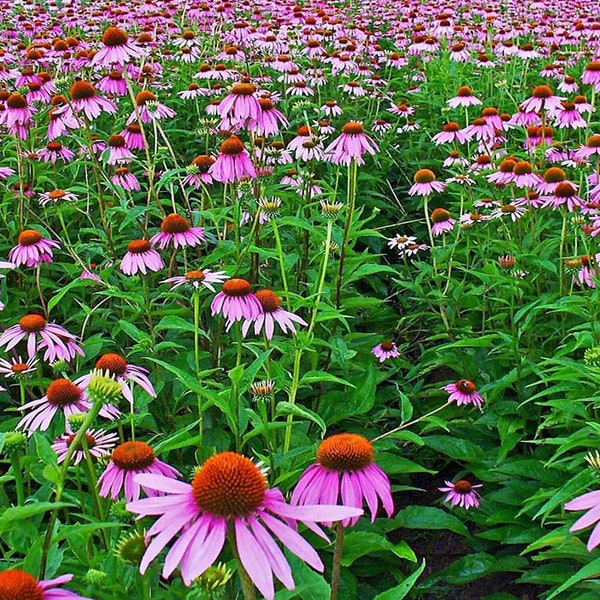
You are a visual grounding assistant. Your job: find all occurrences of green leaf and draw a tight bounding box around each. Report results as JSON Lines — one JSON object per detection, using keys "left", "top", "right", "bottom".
{"left": 299, "top": 371, "right": 354, "bottom": 387}
{"left": 47, "top": 279, "right": 95, "bottom": 313}
{"left": 276, "top": 402, "right": 326, "bottom": 436}
{"left": 341, "top": 532, "right": 416, "bottom": 566}
{"left": 422, "top": 435, "right": 485, "bottom": 462}
{"left": 372, "top": 560, "right": 426, "bottom": 600}
{"left": 274, "top": 554, "right": 330, "bottom": 599}
{"left": 392, "top": 506, "right": 470, "bottom": 537}
{"left": 0, "top": 503, "right": 71, "bottom": 534}
{"left": 545, "top": 556, "right": 600, "bottom": 599}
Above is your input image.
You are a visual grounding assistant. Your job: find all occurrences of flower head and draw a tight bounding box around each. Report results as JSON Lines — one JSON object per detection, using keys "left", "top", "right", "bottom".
{"left": 209, "top": 136, "right": 257, "bottom": 183}
{"left": 372, "top": 340, "right": 400, "bottom": 362}
{"left": 211, "top": 278, "right": 262, "bottom": 329}
{"left": 292, "top": 433, "right": 393, "bottom": 527}
{"left": 324, "top": 122, "right": 379, "bottom": 166}
{"left": 242, "top": 289, "right": 307, "bottom": 339}
{"left": 8, "top": 229, "right": 60, "bottom": 268}
{"left": 162, "top": 268, "right": 229, "bottom": 293}
{"left": 52, "top": 428, "right": 119, "bottom": 465}
{"left": 0, "top": 570, "right": 92, "bottom": 600}
{"left": 409, "top": 169, "right": 445, "bottom": 196}
{"left": 150, "top": 214, "right": 205, "bottom": 250}
{"left": 442, "top": 379, "right": 484, "bottom": 408}
{"left": 127, "top": 451, "right": 362, "bottom": 600}
{"left": 92, "top": 26, "right": 145, "bottom": 67}
{"left": 99, "top": 440, "right": 180, "bottom": 501}
{"left": 439, "top": 479, "right": 482, "bottom": 509}
{"left": 120, "top": 240, "right": 164, "bottom": 275}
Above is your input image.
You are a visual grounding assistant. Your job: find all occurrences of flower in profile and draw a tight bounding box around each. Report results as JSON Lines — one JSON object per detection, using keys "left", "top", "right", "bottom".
{"left": 111, "top": 167, "right": 140, "bottom": 191}
{"left": 0, "top": 570, "right": 92, "bottom": 600}
{"left": 120, "top": 240, "right": 164, "bottom": 275}
{"left": 37, "top": 141, "right": 75, "bottom": 164}
{"left": 8, "top": 229, "right": 60, "bottom": 268}
{"left": 242, "top": 289, "right": 307, "bottom": 339}
{"left": 447, "top": 86, "right": 482, "bottom": 108}
{"left": 210, "top": 278, "right": 262, "bottom": 329}
{"left": 292, "top": 433, "right": 393, "bottom": 527}
{"left": 520, "top": 85, "right": 564, "bottom": 113}
{"left": 52, "top": 428, "right": 119, "bottom": 464}
{"left": 70, "top": 80, "right": 117, "bottom": 121}
{"left": 0, "top": 314, "right": 83, "bottom": 362}
{"left": 324, "top": 121, "right": 379, "bottom": 166}
{"left": 430, "top": 208, "right": 456, "bottom": 236}
{"left": 75, "top": 352, "right": 156, "bottom": 404}
{"left": 218, "top": 81, "right": 261, "bottom": 130}
{"left": 372, "top": 340, "right": 400, "bottom": 363}
{"left": 92, "top": 26, "right": 145, "bottom": 67}
{"left": 409, "top": 169, "right": 445, "bottom": 196}
{"left": 150, "top": 214, "right": 205, "bottom": 250}
{"left": 17, "top": 378, "right": 118, "bottom": 436}
{"left": 209, "top": 135, "right": 257, "bottom": 184}
{"left": 98, "top": 440, "right": 180, "bottom": 502}
{"left": 182, "top": 155, "right": 215, "bottom": 188}
{"left": 0, "top": 93, "right": 35, "bottom": 139}
{"left": 162, "top": 268, "right": 229, "bottom": 292}
{"left": 439, "top": 480, "right": 482, "bottom": 509}
{"left": 127, "top": 90, "right": 175, "bottom": 124}
{"left": 0, "top": 355, "right": 37, "bottom": 378}
{"left": 38, "top": 189, "right": 79, "bottom": 206}
{"left": 442, "top": 379, "right": 484, "bottom": 408}
{"left": 126, "top": 451, "right": 362, "bottom": 600}
{"left": 581, "top": 61, "right": 600, "bottom": 86}
{"left": 105, "top": 134, "right": 135, "bottom": 165}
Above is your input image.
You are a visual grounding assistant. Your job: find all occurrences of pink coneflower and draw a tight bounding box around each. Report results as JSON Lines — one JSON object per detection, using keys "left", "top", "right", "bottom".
{"left": 209, "top": 135, "right": 257, "bottom": 183}
{"left": 292, "top": 433, "right": 393, "bottom": 526}
{"left": 8, "top": 229, "right": 60, "bottom": 268}
{"left": 324, "top": 122, "right": 379, "bottom": 166}
{"left": 511, "top": 161, "right": 542, "bottom": 189}
{"left": 447, "top": 86, "right": 482, "bottom": 108}
{"left": 574, "top": 135, "right": 600, "bottom": 161}
{"left": 105, "top": 134, "right": 135, "bottom": 165}
{"left": 0, "top": 570, "right": 92, "bottom": 600}
{"left": 537, "top": 166, "right": 569, "bottom": 194}
{"left": 17, "top": 378, "right": 117, "bottom": 435}
{"left": 442, "top": 379, "right": 484, "bottom": 408}
{"left": 211, "top": 278, "right": 262, "bottom": 328}
{"left": 98, "top": 440, "right": 180, "bottom": 502}
{"left": 218, "top": 82, "right": 261, "bottom": 130}
{"left": 162, "top": 268, "right": 229, "bottom": 292}
{"left": 0, "top": 314, "right": 83, "bottom": 363}
{"left": 127, "top": 452, "right": 362, "bottom": 599}
{"left": 573, "top": 95, "right": 594, "bottom": 114}
{"left": 69, "top": 81, "right": 117, "bottom": 121}
{"left": 321, "top": 99, "right": 343, "bottom": 117}
{"left": 112, "top": 167, "right": 140, "bottom": 192}
{"left": 127, "top": 90, "right": 175, "bottom": 124}
{"left": 552, "top": 101, "right": 587, "bottom": 129}
{"left": 581, "top": 61, "right": 600, "bottom": 86}
{"left": 251, "top": 97, "right": 288, "bottom": 137}
{"left": 120, "top": 123, "right": 146, "bottom": 150}
{"left": 462, "top": 118, "right": 494, "bottom": 142}
{"left": 558, "top": 75, "right": 579, "bottom": 94}
{"left": 388, "top": 102, "right": 415, "bottom": 117}
{"left": 120, "top": 239, "right": 164, "bottom": 276}
{"left": 431, "top": 208, "right": 456, "bottom": 236}
{"left": 520, "top": 85, "right": 564, "bottom": 113}
{"left": 372, "top": 340, "right": 400, "bottom": 362}
{"left": 487, "top": 157, "right": 517, "bottom": 185}
{"left": 150, "top": 214, "right": 205, "bottom": 250}
{"left": 565, "top": 487, "right": 600, "bottom": 550}
{"left": 37, "top": 141, "right": 75, "bottom": 164}
{"left": 92, "top": 26, "right": 145, "bottom": 67}
{"left": 242, "top": 289, "right": 307, "bottom": 339}
{"left": 490, "top": 201, "right": 528, "bottom": 221}
{"left": 96, "top": 70, "right": 129, "bottom": 96}
{"left": 76, "top": 352, "right": 156, "bottom": 404}
{"left": 52, "top": 428, "right": 119, "bottom": 465}
{"left": 38, "top": 189, "right": 79, "bottom": 206}
{"left": 0, "top": 93, "right": 35, "bottom": 139}
{"left": 0, "top": 355, "right": 37, "bottom": 378}
{"left": 0, "top": 166, "right": 15, "bottom": 180}
{"left": 541, "top": 181, "right": 584, "bottom": 212}
{"left": 182, "top": 155, "right": 215, "bottom": 188}
{"left": 409, "top": 169, "right": 445, "bottom": 196}
{"left": 439, "top": 480, "right": 482, "bottom": 509}
{"left": 432, "top": 122, "right": 467, "bottom": 145}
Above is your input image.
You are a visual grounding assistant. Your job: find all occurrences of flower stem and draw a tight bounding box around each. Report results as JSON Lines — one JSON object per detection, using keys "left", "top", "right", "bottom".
{"left": 10, "top": 454, "right": 25, "bottom": 506}
{"left": 330, "top": 522, "right": 346, "bottom": 600}
{"left": 271, "top": 217, "right": 291, "bottom": 310}
{"left": 371, "top": 403, "right": 449, "bottom": 443}
{"left": 193, "top": 291, "right": 204, "bottom": 443}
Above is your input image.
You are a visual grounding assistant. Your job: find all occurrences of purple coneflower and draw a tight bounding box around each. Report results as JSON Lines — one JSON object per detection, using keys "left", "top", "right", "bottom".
{"left": 182, "top": 155, "right": 215, "bottom": 188}
{"left": 292, "top": 433, "right": 393, "bottom": 527}
{"left": 98, "top": 440, "right": 180, "bottom": 502}
{"left": 431, "top": 208, "right": 456, "bottom": 236}
{"left": 8, "top": 229, "right": 60, "bottom": 267}
{"left": 18, "top": 378, "right": 117, "bottom": 435}
{"left": 218, "top": 81, "right": 261, "bottom": 130}
{"left": 105, "top": 134, "right": 135, "bottom": 165}
{"left": 574, "top": 135, "right": 600, "bottom": 161}
{"left": 541, "top": 181, "right": 584, "bottom": 212}
{"left": 0, "top": 355, "right": 37, "bottom": 378}
{"left": 0, "top": 570, "right": 92, "bottom": 600}
{"left": 387, "top": 234, "right": 417, "bottom": 251}
{"left": 92, "top": 26, "right": 145, "bottom": 67}
{"left": 324, "top": 121, "right": 379, "bottom": 166}
{"left": 69, "top": 80, "right": 117, "bottom": 121}
{"left": 552, "top": 101, "right": 587, "bottom": 129}
{"left": 38, "top": 189, "right": 79, "bottom": 206}
{"left": 432, "top": 122, "right": 467, "bottom": 145}
{"left": 127, "top": 90, "right": 175, "bottom": 124}
{"left": 120, "top": 239, "right": 164, "bottom": 276}
{"left": 520, "top": 85, "right": 564, "bottom": 113}
{"left": 127, "top": 451, "right": 362, "bottom": 599}
{"left": 209, "top": 135, "right": 257, "bottom": 183}
{"left": 439, "top": 480, "right": 482, "bottom": 509}
{"left": 75, "top": 352, "right": 156, "bottom": 404}
{"left": 0, "top": 93, "right": 35, "bottom": 139}
{"left": 52, "top": 428, "right": 119, "bottom": 465}
{"left": 251, "top": 97, "right": 288, "bottom": 137}
{"left": 409, "top": 169, "right": 445, "bottom": 196}
{"left": 372, "top": 340, "right": 400, "bottom": 362}
{"left": 211, "top": 278, "right": 262, "bottom": 329}
{"left": 0, "top": 314, "right": 83, "bottom": 363}
{"left": 565, "top": 487, "right": 600, "bottom": 550}
{"left": 162, "top": 268, "right": 229, "bottom": 292}
{"left": 581, "top": 61, "right": 600, "bottom": 86}
{"left": 37, "top": 141, "right": 75, "bottom": 164}
{"left": 511, "top": 160, "right": 542, "bottom": 189}
{"left": 447, "top": 86, "right": 482, "bottom": 108}
{"left": 242, "top": 289, "right": 307, "bottom": 339}
{"left": 112, "top": 167, "right": 141, "bottom": 191}
{"left": 150, "top": 213, "right": 205, "bottom": 250}
{"left": 96, "top": 70, "right": 129, "bottom": 96}
{"left": 441, "top": 379, "right": 484, "bottom": 408}
{"left": 120, "top": 123, "right": 146, "bottom": 150}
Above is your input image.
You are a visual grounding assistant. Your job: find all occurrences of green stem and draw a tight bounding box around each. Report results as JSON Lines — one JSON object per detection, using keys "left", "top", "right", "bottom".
{"left": 330, "top": 523, "right": 346, "bottom": 600}
{"left": 10, "top": 454, "right": 25, "bottom": 506}
{"left": 371, "top": 403, "right": 449, "bottom": 443}
{"left": 309, "top": 220, "right": 333, "bottom": 335}
{"left": 271, "top": 218, "right": 291, "bottom": 310}
{"left": 193, "top": 291, "right": 204, "bottom": 443}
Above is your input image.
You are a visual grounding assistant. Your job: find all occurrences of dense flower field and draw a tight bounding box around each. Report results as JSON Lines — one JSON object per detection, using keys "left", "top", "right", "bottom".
{"left": 3, "top": 0, "right": 600, "bottom": 597}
